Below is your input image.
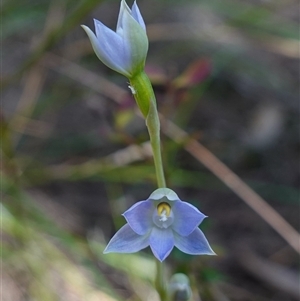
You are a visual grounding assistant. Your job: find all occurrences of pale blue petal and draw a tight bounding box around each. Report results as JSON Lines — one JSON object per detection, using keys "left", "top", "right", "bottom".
{"left": 82, "top": 24, "right": 123, "bottom": 75}
{"left": 116, "top": 0, "right": 131, "bottom": 33}
{"left": 123, "top": 200, "right": 153, "bottom": 235}
{"left": 93, "top": 19, "right": 131, "bottom": 76}
{"left": 172, "top": 201, "right": 206, "bottom": 236}
{"left": 103, "top": 224, "right": 149, "bottom": 254}
{"left": 115, "top": 4, "right": 143, "bottom": 75}
{"left": 174, "top": 228, "right": 215, "bottom": 255}
{"left": 149, "top": 227, "right": 174, "bottom": 261}
{"left": 131, "top": 1, "right": 146, "bottom": 31}
{"left": 120, "top": 5, "right": 148, "bottom": 76}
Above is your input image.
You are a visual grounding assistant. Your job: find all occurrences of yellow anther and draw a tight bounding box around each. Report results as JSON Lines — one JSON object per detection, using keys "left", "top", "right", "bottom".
{"left": 157, "top": 202, "right": 171, "bottom": 217}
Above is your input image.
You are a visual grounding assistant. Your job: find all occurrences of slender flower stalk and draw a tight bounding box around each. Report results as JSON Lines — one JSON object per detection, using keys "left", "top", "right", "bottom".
{"left": 129, "top": 71, "right": 166, "bottom": 187}
{"left": 156, "top": 259, "right": 167, "bottom": 301}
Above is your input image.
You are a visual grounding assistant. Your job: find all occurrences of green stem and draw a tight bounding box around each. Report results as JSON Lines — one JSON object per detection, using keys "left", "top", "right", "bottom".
{"left": 130, "top": 71, "right": 167, "bottom": 300}
{"left": 129, "top": 71, "right": 153, "bottom": 119}
{"left": 148, "top": 110, "right": 166, "bottom": 188}
{"left": 155, "top": 259, "right": 167, "bottom": 301}
{"left": 130, "top": 72, "right": 166, "bottom": 188}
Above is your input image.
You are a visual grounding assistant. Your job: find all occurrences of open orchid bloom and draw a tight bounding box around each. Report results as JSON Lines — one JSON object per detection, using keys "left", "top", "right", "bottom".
{"left": 81, "top": 0, "right": 148, "bottom": 78}
{"left": 104, "top": 188, "right": 215, "bottom": 262}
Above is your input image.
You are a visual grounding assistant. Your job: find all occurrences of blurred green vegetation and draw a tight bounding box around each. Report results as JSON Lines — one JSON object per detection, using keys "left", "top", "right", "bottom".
{"left": 2, "top": 0, "right": 299, "bottom": 300}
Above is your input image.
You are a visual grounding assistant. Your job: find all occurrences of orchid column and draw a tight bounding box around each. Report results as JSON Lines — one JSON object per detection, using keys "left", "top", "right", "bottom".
{"left": 82, "top": 0, "right": 165, "bottom": 189}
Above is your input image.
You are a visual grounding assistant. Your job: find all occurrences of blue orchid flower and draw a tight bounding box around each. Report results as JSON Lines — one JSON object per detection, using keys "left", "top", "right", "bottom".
{"left": 104, "top": 188, "right": 215, "bottom": 262}
{"left": 81, "top": 0, "right": 148, "bottom": 78}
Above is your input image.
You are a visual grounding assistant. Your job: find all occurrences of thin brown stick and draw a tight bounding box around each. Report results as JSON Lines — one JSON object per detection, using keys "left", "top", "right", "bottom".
{"left": 161, "top": 116, "right": 300, "bottom": 254}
